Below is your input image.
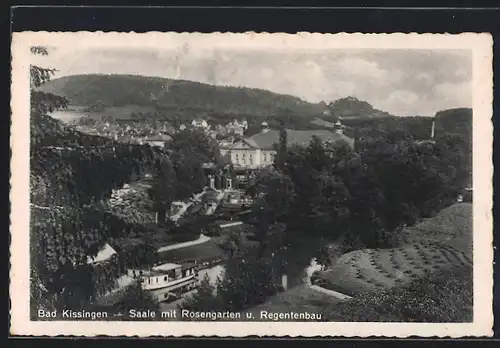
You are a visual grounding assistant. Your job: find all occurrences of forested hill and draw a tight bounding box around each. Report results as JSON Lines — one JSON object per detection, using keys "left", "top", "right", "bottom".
{"left": 434, "top": 108, "right": 473, "bottom": 143}
{"left": 39, "top": 74, "right": 326, "bottom": 118}
{"left": 326, "top": 96, "right": 393, "bottom": 119}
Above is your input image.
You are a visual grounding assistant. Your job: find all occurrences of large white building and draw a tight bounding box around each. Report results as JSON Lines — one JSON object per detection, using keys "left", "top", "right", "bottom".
{"left": 220, "top": 121, "right": 355, "bottom": 169}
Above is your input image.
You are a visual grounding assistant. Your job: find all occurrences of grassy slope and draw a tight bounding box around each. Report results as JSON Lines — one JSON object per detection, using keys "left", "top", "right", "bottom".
{"left": 316, "top": 203, "right": 472, "bottom": 296}
{"left": 246, "top": 203, "right": 473, "bottom": 320}
{"left": 321, "top": 267, "right": 473, "bottom": 322}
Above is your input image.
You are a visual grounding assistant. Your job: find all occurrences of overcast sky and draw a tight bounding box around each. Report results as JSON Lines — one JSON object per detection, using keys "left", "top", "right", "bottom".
{"left": 33, "top": 45, "right": 472, "bottom": 116}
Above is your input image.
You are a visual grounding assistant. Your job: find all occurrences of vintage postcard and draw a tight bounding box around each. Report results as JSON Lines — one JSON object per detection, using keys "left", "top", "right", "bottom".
{"left": 10, "top": 31, "right": 493, "bottom": 337}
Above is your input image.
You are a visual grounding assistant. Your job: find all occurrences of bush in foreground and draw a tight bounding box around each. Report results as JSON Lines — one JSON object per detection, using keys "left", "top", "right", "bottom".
{"left": 181, "top": 258, "right": 280, "bottom": 313}
{"left": 112, "top": 281, "right": 160, "bottom": 313}
{"left": 321, "top": 267, "right": 472, "bottom": 322}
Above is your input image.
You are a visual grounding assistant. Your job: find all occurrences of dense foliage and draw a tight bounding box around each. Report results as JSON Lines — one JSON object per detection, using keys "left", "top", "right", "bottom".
{"left": 29, "top": 48, "right": 216, "bottom": 313}
{"left": 182, "top": 258, "right": 280, "bottom": 313}
{"left": 31, "top": 141, "right": 164, "bottom": 206}
{"left": 341, "top": 116, "right": 434, "bottom": 141}
{"left": 110, "top": 281, "right": 160, "bottom": 314}
{"left": 326, "top": 96, "right": 392, "bottom": 119}
{"left": 252, "top": 128, "right": 471, "bottom": 250}
{"left": 181, "top": 274, "right": 218, "bottom": 312}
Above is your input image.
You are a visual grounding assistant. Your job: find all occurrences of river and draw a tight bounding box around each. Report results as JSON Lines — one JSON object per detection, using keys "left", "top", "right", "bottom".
{"left": 49, "top": 109, "right": 87, "bottom": 124}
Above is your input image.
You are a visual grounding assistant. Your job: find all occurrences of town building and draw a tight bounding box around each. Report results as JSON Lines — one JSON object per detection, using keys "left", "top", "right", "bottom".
{"left": 220, "top": 121, "right": 355, "bottom": 169}
{"left": 191, "top": 119, "right": 209, "bottom": 131}
{"left": 139, "top": 134, "right": 172, "bottom": 148}
{"left": 225, "top": 119, "right": 248, "bottom": 136}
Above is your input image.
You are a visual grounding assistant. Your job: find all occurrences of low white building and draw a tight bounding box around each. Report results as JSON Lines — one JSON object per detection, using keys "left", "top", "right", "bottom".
{"left": 220, "top": 121, "right": 354, "bottom": 169}
{"left": 140, "top": 134, "right": 172, "bottom": 148}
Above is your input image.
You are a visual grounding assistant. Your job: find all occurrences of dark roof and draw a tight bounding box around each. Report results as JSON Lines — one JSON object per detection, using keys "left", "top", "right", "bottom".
{"left": 204, "top": 193, "right": 220, "bottom": 202}
{"left": 143, "top": 134, "right": 172, "bottom": 142}
{"left": 244, "top": 129, "right": 354, "bottom": 150}
{"left": 310, "top": 117, "right": 335, "bottom": 128}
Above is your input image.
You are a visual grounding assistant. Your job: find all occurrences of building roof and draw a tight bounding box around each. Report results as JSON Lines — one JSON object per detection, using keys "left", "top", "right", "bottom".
{"left": 86, "top": 243, "right": 117, "bottom": 264}
{"left": 143, "top": 134, "right": 172, "bottom": 142}
{"left": 152, "top": 263, "right": 182, "bottom": 272}
{"left": 243, "top": 129, "right": 354, "bottom": 150}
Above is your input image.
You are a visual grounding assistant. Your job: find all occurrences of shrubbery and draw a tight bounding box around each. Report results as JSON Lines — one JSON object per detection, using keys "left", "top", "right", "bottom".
{"left": 112, "top": 281, "right": 160, "bottom": 314}
{"left": 253, "top": 131, "right": 470, "bottom": 251}
{"left": 181, "top": 258, "right": 280, "bottom": 313}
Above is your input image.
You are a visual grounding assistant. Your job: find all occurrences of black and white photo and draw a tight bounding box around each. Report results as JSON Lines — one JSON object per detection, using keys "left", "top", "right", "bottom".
{"left": 10, "top": 32, "right": 493, "bottom": 337}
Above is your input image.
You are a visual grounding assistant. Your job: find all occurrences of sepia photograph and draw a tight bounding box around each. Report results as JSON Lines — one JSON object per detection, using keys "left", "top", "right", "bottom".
{"left": 10, "top": 32, "right": 493, "bottom": 337}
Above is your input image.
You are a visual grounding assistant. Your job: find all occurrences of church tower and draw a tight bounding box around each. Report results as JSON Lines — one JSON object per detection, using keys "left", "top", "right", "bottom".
{"left": 334, "top": 118, "right": 344, "bottom": 134}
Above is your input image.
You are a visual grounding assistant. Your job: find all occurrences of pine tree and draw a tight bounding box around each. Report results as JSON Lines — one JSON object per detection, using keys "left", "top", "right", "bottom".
{"left": 148, "top": 156, "right": 177, "bottom": 226}
{"left": 30, "top": 46, "right": 68, "bottom": 116}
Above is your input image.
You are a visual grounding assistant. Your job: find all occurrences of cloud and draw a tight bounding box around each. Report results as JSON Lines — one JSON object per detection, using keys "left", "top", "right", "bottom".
{"left": 432, "top": 82, "right": 472, "bottom": 106}
{"left": 331, "top": 57, "right": 388, "bottom": 80}
{"left": 33, "top": 46, "right": 472, "bottom": 116}
{"left": 415, "top": 72, "right": 434, "bottom": 84}
{"left": 372, "top": 90, "right": 420, "bottom": 116}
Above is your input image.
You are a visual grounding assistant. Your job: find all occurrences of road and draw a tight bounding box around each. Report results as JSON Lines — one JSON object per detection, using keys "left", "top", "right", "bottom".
{"left": 157, "top": 234, "right": 211, "bottom": 253}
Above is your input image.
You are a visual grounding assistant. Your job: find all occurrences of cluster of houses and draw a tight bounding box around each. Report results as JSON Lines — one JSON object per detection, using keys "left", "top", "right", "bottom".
{"left": 76, "top": 120, "right": 175, "bottom": 148}
{"left": 177, "top": 118, "right": 249, "bottom": 140}
{"left": 81, "top": 112, "right": 357, "bottom": 171}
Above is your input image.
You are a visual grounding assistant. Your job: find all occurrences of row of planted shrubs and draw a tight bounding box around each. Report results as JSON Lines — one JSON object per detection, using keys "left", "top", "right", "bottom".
{"left": 320, "top": 266, "right": 472, "bottom": 322}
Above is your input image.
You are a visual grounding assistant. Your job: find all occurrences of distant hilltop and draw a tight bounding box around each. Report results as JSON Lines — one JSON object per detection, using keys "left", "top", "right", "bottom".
{"left": 324, "top": 96, "right": 393, "bottom": 119}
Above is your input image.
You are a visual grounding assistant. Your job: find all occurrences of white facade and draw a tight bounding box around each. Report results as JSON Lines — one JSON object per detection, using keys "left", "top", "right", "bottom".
{"left": 222, "top": 141, "right": 276, "bottom": 169}
{"left": 191, "top": 119, "right": 209, "bottom": 129}
{"left": 126, "top": 263, "right": 197, "bottom": 291}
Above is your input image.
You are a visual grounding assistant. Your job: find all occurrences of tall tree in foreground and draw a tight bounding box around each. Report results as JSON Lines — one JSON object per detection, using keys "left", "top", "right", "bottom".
{"left": 148, "top": 156, "right": 177, "bottom": 226}
{"left": 30, "top": 46, "right": 70, "bottom": 313}
{"left": 216, "top": 258, "right": 279, "bottom": 311}
{"left": 30, "top": 46, "right": 68, "bottom": 117}
{"left": 182, "top": 274, "right": 219, "bottom": 312}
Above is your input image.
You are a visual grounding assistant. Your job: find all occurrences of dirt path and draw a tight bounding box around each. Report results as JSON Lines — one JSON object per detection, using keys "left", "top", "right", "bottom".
{"left": 157, "top": 234, "right": 211, "bottom": 253}
{"left": 309, "top": 285, "right": 353, "bottom": 300}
